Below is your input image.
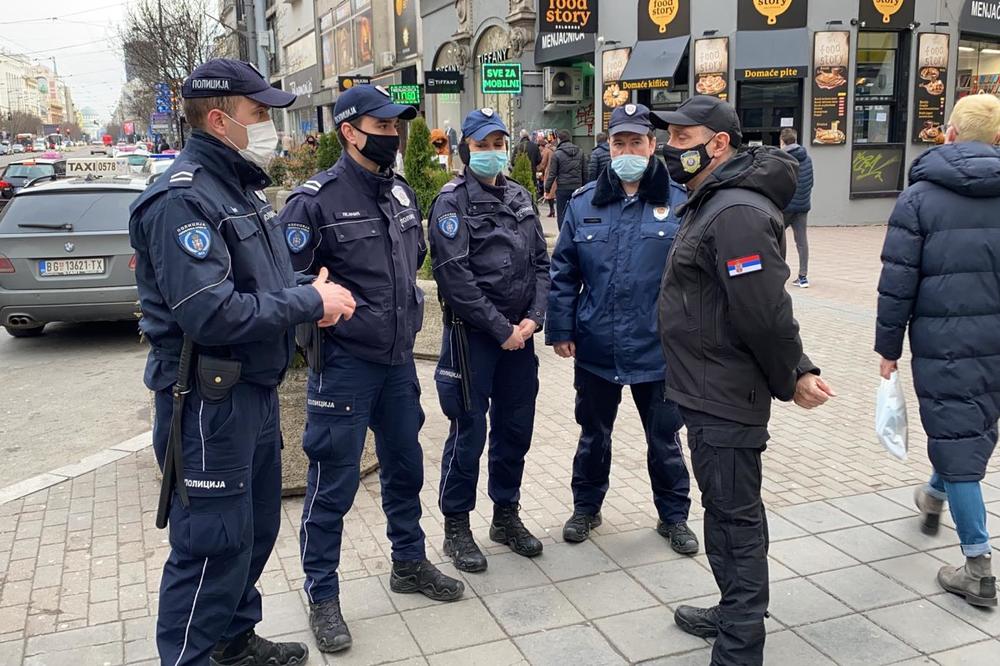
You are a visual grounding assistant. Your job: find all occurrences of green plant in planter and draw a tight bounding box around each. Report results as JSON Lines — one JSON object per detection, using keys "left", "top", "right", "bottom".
{"left": 268, "top": 156, "right": 290, "bottom": 188}
{"left": 509, "top": 151, "right": 537, "bottom": 201}
{"left": 316, "top": 131, "right": 341, "bottom": 170}
{"left": 285, "top": 145, "right": 319, "bottom": 187}
{"left": 404, "top": 117, "right": 451, "bottom": 219}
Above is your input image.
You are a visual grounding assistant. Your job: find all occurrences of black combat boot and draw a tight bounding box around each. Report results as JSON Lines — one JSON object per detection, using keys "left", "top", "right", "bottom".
{"left": 308, "top": 598, "right": 352, "bottom": 653}
{"left": 210, "top": 630, "right": 308, "bottom": 666}
{"left": 656, "top": 520, "right": 700, "bottom": 555}
{"left": 390, "top": 559, "right": 465, "bottom": 602}
{"left": 443, "top": 513, "right": 488, "bottom": 572}
{"left": 490, "top": 504, "right": 543, "bottom": 557}
{"left": 562, "top": 511, "right": 602, "bottom": 543}
{"left": 673, "top": 604, "right": 720, "bottom": 638}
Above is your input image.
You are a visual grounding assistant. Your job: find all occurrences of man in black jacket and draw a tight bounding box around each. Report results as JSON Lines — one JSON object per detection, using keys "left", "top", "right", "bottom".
{"left": 588, "top": 132, "right": 610, "bottom": 182}
{"left": 510, "top": 129, "right": 541, "bottom": 175}
{"left": 544, "top": 129, "right": 585, "bottom": 228}
{"left": 657, "top": 96, "right": 835, "bottom": 666}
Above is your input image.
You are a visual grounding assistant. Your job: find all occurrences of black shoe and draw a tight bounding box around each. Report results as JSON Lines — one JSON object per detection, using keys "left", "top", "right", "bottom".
{"left": 657, "top": 520, "right": 700, "bottom": 555}
{"left": 490, "top": 504, "right": 543, "bottom": 557}
{"left": 674, "top": 605, "right": 720, "bottom": 638}
{"left": 210, "top": 630, "right": 308, "bottom": 666}
{"left": 308, "top": 598, "right": 352, "bottom": 653}
{"left": 443, "top": 513, "right": 488, "bottom": 573}
{"left": 390, "top": 559, "right": 465, "bottom": 602}
{"left": 562, "top": 512, "right": 602, "bottom": 543}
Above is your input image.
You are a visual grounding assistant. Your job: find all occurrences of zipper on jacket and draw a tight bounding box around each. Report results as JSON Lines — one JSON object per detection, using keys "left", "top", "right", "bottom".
{"left": 750, "top": 388, "right": 757, "bottom": 405}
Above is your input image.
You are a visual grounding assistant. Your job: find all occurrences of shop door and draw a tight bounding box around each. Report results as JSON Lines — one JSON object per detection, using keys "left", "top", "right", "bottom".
{"left": 736, "top": 81, "right": 803, "bottom": 146}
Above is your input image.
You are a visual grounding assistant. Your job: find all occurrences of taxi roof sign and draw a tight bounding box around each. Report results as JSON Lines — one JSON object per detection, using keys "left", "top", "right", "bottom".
{"left": 66, "top": 158, "right": 129, "bottom": 177}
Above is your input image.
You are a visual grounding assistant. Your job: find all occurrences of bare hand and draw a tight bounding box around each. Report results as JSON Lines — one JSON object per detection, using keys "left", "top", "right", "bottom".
{"left": 553, "top": 341, "right": 576, "bottom": 359}
{"left": 502, "top": 327, "right": 526, "bottom": 351}
{"left": 312, "top": 267, "right": 356, "bottom": 328}
{"left": 794, "top": 374, "right": 836, "bottom": 410}
{"left": 517, "top": 319, "right": 538, "bottom": 339}
{"left": 879, "top": 357, "right": 898, "bottom": 380}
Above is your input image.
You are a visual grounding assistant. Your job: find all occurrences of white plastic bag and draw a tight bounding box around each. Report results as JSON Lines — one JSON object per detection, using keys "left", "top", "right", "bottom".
{"left": 875, "top": 371, "right": 908, "bottom": 461}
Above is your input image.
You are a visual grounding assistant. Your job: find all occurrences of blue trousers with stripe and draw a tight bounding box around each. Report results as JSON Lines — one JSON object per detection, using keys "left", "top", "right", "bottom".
{"left": 299, "top": 346, "right": 426, "bottom": 604}
{"left": 154, "top": 383, "right": 282, "bottom": 665}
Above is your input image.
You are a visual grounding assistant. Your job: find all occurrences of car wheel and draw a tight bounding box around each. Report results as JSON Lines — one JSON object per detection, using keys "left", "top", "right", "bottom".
{"left": 5, "top": 325, "right": 45, "bottom": 338}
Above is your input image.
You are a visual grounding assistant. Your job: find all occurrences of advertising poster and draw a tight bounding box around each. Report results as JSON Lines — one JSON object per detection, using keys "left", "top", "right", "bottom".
{"left": 694, "top": 37, "right": 729, "bottom": 100}
{"left": 601, "top": 47, "right": 631, "bottom": 130}
{"left": 335, "top": 23, "right": 354, "bottom": 72}
{"left": 394, "top": 0, "right": 419, "bottom": 61}
{"left": 357, "top": 10, "right": 373, "bottom": 67}
{"left": 812, "top": 31, "right": 850, "bottom": 145}
{"left": 912, "top": 32, "right": 949, "bottom": 143}
{"left": 539, "top": 0, "right": 598, "bottom": 34}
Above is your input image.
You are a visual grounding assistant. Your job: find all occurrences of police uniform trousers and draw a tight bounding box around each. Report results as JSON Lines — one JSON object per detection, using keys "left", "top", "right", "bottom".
{"left": 681, "top": 407, "right": 770, "bottom": 666}
{"left": 154, "top": 382, "right": 282, "bottom": 666}
{"left": 436, "top": 325, "right": 539, "bottom": 515}
{"left": 299, "top": 343, "right": 426, "bottom": 605}
{"left": 572, "top": 366, "right": 691, "bottom": 524}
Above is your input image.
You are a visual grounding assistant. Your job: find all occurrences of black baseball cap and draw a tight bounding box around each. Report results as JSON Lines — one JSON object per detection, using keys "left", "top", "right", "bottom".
{"left": 607, "top": 102, "right": 668, "bottom": 136}
{"left": 333, "top": 85, "right": 418, "bottom": 126}
{"left": 655, "top": 96, "right": 743, "bottom": 148}
{"left": 182, "top": 59, "right": 296, "bottom": 108}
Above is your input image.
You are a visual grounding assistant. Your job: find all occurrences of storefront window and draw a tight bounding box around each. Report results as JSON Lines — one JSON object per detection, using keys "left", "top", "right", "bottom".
{"left": 432, "top": 44, "right": 464, "bottom": 141}
{"left": 957, "top": 38, "right": 1000, "bottom": 98}
{"left": 854, "top": 32, "right": 909, "bottom": 145}
{"left": 475, "top": 27, "right": 514, "bottom": 131}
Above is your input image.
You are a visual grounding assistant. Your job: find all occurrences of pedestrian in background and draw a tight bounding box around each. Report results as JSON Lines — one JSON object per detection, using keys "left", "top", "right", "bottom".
{"left": 545, "top": 129, "right": 585, "bottom": 228}
{"left": 588, "top": 132, "right": 610, "bottom": 182}
{"left": 427, "top": 108, "right": 551, "bottom": 573}
{"left": 547, "top": 103, "right": 697, "bottom": 553}
{"left": 129, "top": 58, "right": 354, "bottom": 666}
{"left": 658, "top": 96, "right": 834, "bottom": 665}
{"left": 430, "top": 127, "right": 453, "bottom": 171}
{"left": 281, "top": 131, "right": 293, "bottom": 157}
{"left": 510, "top": 128, "right": 541, "bottom": 176}
{"left": 539, "top": 137, "right": 557, "bottom": 217}
{"left": 303, "top": 134, "right": 318, "bottom": 151}
{"left": 780, "top": 127, "right": 813, "bottom": 288}
{"left": 877, "top": 93, "right": 1000, "bottom": 608}
{"left": 279, "top": 85, "right": 465, "bottom": 654}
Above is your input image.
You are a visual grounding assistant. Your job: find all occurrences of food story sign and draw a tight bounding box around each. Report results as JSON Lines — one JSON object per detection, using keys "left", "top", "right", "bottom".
{"left": 913, "top": 33, "right": 949, "bottom": 144}
{"left": 638, "top": 0, "right": 690, "bottom": 40}
{"left": 811, "top": 31, "right": 850, "bottom": 145}
{"left": 859, "top": 0, "right": 915, "bottom": 29}
{"left": 694, "top": 37, "right": 729, "bottom": 100}
{"left": 738, "top": 0, "right": 807, "bottom": 30}
{"left": 601, "top": 47, "right": 631, "bottom": 131}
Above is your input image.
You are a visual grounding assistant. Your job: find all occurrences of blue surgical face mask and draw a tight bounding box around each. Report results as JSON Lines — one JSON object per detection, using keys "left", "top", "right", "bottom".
{"left": 610, "top": 154, "right": 650, "bottom": 183}
{"left": 468, "top": 150, "right": 508, "bottom": 179}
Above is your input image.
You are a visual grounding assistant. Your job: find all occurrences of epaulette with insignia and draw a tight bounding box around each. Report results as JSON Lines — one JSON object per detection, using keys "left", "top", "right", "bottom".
{"left": 440, "top": 175, "right": 465, "bottom": 194}
{"left": 295, "top": 170, "right": 337, "bottom": 197}
{"left": 167, "top": 162, "right": 201, "bottom": 188}
{"left": 572, "top": 182, "right": 596, "bottom": 198}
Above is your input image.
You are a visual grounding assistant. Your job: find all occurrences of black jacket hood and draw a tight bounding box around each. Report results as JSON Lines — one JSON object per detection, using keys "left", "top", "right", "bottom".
{"left": 909, "top": 142, "right": 1000, "bottom": 198}
{"left": 557, "top": 141, "right": 582, "bottom": 158}
{"left": 681, "top": 146, "right": 798, "bottom": 214}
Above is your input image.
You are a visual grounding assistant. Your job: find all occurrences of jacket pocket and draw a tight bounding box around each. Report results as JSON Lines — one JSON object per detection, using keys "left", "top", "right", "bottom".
{"left": 573, "top": 226, "right": 610, "bottom": 244}
{"left": 640, "top": 223, "right": 674, "bottom": 242}
{"left": 171, "top": 466, "right": 250, "bottom": 559}
{"left": 196, "top": 356, "right": 242, "bottom": 404}
{"left": 332, "top": 218, "right": 383, "bottom": 243}
{"left": 230, "top": 216, "right": 260, "bottom": 241}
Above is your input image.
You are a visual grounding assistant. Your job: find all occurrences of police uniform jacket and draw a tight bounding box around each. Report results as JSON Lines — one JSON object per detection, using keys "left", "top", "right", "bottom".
{"left": 428, "top": 170, "right": 550, "bottom": 342}
{"left": 129, "top": 130, "right": 324, "bottom": 390}
{"left": 280, "top": 153, "right": 425, "bottom": 365}
{"left": 547, "top": 157, "right": 685, "bottom": 385}
{"left": 658, "top": 147, "right": 818, "bottom": 428}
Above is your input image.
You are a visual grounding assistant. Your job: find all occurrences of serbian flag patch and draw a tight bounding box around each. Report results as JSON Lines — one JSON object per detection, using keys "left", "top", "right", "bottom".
{"left": 726, "top": 254, "right": 762, "bottom": 277}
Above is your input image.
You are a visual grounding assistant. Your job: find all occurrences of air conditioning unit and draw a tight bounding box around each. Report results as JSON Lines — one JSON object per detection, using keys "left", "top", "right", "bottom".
{"left": 544, "top": 67, "right": 583, "bottom": 103}
{"left": 380, "top": 51, "right": 396, "bottom": 70}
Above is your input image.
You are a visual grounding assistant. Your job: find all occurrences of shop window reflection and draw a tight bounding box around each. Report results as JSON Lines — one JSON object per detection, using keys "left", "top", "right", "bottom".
{"left": 957, "top": 39, "right": 1000, "bottom": 98}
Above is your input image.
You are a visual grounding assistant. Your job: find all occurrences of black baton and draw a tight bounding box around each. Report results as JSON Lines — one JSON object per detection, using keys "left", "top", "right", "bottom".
{"left": 452, "top": 317, "right": 473, "bottom": 412}
{"left": 155, "top": 335, "right": 194, "bottom": 529}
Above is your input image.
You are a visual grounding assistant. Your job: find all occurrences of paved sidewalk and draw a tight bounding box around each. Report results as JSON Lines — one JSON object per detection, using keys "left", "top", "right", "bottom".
{"left": 1, "top": 226, "right": 999, "bottom": 665}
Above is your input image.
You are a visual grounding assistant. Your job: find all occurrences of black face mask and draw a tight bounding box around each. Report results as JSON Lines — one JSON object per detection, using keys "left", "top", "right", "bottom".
{"left": 662, "top": 137, "right": 715, "bottom": 185}
{"left": 354, "top": 128, "right": 400, "bottom": 170}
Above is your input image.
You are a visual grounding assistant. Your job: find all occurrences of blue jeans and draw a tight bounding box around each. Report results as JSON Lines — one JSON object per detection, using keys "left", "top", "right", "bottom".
{"left": 927, "top": 472, "right": 992, "bottom": 557}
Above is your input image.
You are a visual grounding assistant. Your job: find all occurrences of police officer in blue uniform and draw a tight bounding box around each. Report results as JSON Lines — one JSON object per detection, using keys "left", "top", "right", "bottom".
{"left": 279, "top": 85, "right": 464, "bottom": 654}
{"left": 427, "top": 109, "right": 551, "bottom": 573}
{"left": 130, "top": 59, "right": 355, "bottom": 666}
{"left": 547, "top": 103, "right": 699, "bottom": 554}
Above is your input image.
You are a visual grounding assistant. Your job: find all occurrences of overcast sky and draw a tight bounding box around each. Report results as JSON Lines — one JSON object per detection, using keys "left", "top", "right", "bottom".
{"left": 0, "top": 1, "right": 129, "bottom": 122}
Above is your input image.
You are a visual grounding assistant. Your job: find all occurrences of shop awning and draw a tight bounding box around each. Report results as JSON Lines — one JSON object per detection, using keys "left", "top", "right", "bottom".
{"left": 619, "top": 36, "right": 690, "bottom": 91}
{"left": 734, "top": 29, "right": 810, "bottom": 80}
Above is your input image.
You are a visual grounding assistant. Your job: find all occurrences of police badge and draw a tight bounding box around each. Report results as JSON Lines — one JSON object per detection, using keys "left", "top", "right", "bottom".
{"left": 285, "top": 223, "right": 311, "bottom": 253}
{"left": 681, "top": 150, "right": 702, "bottom": 174}
{"left": 391, "top": 185, "right": 411, "bottom": 207}
{"left": 176, "top": 222, "right": 212, "bottom": 259}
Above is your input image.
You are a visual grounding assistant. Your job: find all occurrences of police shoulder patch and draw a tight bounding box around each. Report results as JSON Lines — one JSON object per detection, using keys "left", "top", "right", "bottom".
{"left": 176, "top": 221, "right": 212, "bottom": 259}
{"left": 285, "top": 223, "right": 312, "bottom": 254}
{"left": 437, "top": 213, "right": 460, "bottom": 239}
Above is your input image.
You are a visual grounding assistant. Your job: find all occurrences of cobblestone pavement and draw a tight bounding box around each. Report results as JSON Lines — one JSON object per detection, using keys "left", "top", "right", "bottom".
{"left": 1, "top": 226, "right": 999, "bottom": 665}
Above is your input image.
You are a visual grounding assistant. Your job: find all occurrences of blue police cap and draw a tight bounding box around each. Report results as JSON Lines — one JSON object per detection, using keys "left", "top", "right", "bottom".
{"left": 333, "top": 85, "right": 418, "bottom": 126}
{"left": 607, "top": 103, "right": 667, "bottom": 137}
{"left": 462, "top": 108, "right": 509, "bottom": 141}
{"left": 182, "top": 58, "right": 296, "bottom": 108}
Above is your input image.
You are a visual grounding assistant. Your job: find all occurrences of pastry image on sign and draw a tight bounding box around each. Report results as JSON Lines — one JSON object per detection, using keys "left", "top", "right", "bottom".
{"left": 753, "top": 0, "right": 792, "bottom": 25}
{"left": 814, "top": 126, "right": 846, "bottom": 144}
{"left": 815, "top": 67, "right": 847, "bottom": 90}
{"left": 696, "top": 74, "right": 727, "bottom": 95}
{"left": 920, "top": 66, "right": 940, "bottom": 81}
{"left": 922, "top": 79, "right": 945, "bottom": 96}
{"left": 603, "top": 83, "right": 629, "bottom": 107}
{"left": 872, "top": 0, "right": 904, "bottom": 24}
{"left": 648, "top": 0, "right": 680, "bottom": 34}
{"left": 918, "top": 121, "right": 942, "bottom": 142}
